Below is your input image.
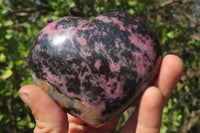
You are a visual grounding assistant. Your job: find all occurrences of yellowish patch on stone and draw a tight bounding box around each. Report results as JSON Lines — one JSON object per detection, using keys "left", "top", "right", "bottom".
{"left": 88, "top": 109, "right": 99, "bottom": 119}
{"left": 75, "top": 106, "right": 81, "bottom": 112}
{"left": 40, "top": 80, "right": 65, "bottom": 98}
{"left": 59, "top": 100, "right": 69, "bottom": 108}
{"left": 41, "top": 81, "right": 48, "bottom": 92}
{"left": 72, "top": 99, "right": 100, "bottom": 120}
{"left": 39, "top": 79, "right": 100, "bottom": 121}
{"left": 81, "top": 114, "right": 86, "bottom": 120}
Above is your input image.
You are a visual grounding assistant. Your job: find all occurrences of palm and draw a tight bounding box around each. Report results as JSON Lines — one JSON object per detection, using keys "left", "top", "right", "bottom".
{"left": 19, "top": 55, "right": 183, "bottom": 133}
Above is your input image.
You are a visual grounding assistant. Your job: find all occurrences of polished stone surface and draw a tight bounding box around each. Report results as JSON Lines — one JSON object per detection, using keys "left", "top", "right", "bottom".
{"left": 29, "top": 12, "right": 162, "bottom": 127}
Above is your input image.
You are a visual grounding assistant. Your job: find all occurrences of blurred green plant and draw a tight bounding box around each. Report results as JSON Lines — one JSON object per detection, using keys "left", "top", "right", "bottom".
{"left": 0, "top": 0, "right": 199, "bottom": 132}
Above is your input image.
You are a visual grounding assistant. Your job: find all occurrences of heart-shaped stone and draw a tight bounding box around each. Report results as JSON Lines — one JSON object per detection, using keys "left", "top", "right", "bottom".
{"left": 29, "top": 12, "right": 162, "bottom": 127}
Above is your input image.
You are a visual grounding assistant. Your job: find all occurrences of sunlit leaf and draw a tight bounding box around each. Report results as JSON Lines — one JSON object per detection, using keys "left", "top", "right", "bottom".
{"left": 4, "top": 20, "right": 14, "bottom": 27}
{"left": 1, "top": 69, "right": 13, "bottom": 79}
{"left": 5, "top": 34, "right": 13, "bottom": 40}
{"left": 2, "top": 9, "right": 8, "bottom": 16}
{"left": 23, "top": 22, "right": 31, "bottom": 28}
{"left": 167, "top": 31, "right": 175, "bottom": 39}
{"left": 115, "top": 0, "right": 121, "bottom": 6}
{"left": 28, "top": 122, "right": 35, "bottom": 128}
{"left": 128, "top": 0, "right": 137, "bottom": 6}
{"left": 0, "top": 53, "right": 6, "bottom": 62}
{"left": 128, "top": 8, "right": 135, "bottom": 14}
{"left": 0, "top": 114, "right": 4, "bottom": 121}
{"left": 20, "top": 77, "right": 35, "bottom": 87}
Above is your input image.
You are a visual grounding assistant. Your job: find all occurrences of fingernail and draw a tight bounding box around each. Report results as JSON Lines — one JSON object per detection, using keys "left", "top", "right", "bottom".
{"left": 19, "top": 93, "right": 34, "bottom": 110}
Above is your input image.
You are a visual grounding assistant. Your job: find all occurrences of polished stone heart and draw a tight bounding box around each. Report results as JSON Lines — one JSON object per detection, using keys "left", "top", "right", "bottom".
{"left": 29, "top": 12, "right": 162, "bottom": 127}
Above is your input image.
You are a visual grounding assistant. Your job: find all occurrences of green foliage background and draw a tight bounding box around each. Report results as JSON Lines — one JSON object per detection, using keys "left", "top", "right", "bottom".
{"left": 0, "top": 0, "right": 199, "bottom": 132}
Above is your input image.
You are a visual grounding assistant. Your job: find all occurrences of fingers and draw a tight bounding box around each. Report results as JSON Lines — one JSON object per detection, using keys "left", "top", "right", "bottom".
{"left": 120, "top": 55, "right": 184, "bottom": 133}
{"left": 155, "top": 55, "right": 184, "bottom": 103}
{"left": 120, "top": 87, "right": 164, "bottom": 133}
{"left": 19, "top": 85, "right": 68, "bottom": 133}
{"left": 135, "top": 86, "right": 164, "bottom": 133}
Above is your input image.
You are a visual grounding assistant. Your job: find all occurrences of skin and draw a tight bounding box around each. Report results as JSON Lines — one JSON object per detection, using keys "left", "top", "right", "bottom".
{"left": 19, "top": 54, "right": 184, "bottom": 133}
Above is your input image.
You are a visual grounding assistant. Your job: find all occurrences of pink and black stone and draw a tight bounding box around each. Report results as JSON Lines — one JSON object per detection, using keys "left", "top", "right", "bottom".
{"left": 29, "top": 12, "right": 162, "bottom": 127}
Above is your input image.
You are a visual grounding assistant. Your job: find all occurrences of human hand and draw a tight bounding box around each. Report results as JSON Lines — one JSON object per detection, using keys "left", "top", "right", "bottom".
{"left": 19, "top": 54, "right": 184, "bottom": 133}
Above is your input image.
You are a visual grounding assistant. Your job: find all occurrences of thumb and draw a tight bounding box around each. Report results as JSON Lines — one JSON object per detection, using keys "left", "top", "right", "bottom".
{"left": 19, "top": 85, "right": 68, "bottom": 133}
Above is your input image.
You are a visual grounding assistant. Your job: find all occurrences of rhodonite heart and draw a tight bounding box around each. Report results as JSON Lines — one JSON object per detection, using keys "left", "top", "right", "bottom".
{"left": 29, "top": 12, "right": 162, "bottom": 127}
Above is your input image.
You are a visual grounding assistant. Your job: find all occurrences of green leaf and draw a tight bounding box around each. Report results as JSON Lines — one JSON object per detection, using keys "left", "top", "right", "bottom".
{"left": 69, "top": 1, "right": 75, "bottom": 8}
{"left": 7, "top": 61, "right": 14, "bottom": 69}
{"left": 172, "top": 120, "right": 180, "bottom": 127}
{"left": 160, "top": 125, "right": 168, "bottom": 133}
{"left": 20, "top": 77, "right": 35, "bottom": 87}
{"left": 115, "top": 0, "right": 121, "bottom": 6}
{"left": 6, "top": 29, "right": 14, "bottom": 34}
{"left": 2, "top": 9, "right": 8, "bottom": 16}
{"left": 28, "top": 122, "right": 35, "bottom": 128}
{"left": 127, "top": 8, "right": 135, "bottom": 14}
{"left": 180, "top": 22, "right": 188, "bottom": 28}
{"left": 0, "top": 114, "right": 4, "bottom": 121}
{"left": 138, "top": 3, "right": 146, "bottom": 12}
{"left": 167, "top": 29, "right": 179, "bottom": 39}
{"left": 4, "top": 20, "right": 14, "bottom": 27}
{"left": 167, "top": 31, "right": 175, "bottom": 39}
{"left": 23, "top": 22, "right": 31, "bottom": 28}
{"left": 1, "top": 69, "right": 13, "bottom": 79}
{"left": 0, "top": 53, "right": 6, "bottom": 62}
{"left": 5, "top": 34, "right": 13, "bottom": 40}
{"left": 128, "top": 0, "right": 137, "bottom": 6}
{"left": 178, "top": 114, "right": 182, "bottom": 120}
